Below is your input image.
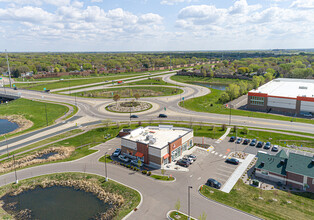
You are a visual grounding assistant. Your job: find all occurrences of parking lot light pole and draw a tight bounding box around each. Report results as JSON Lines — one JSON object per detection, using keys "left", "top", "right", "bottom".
{"left": 188, "top": 186, "right": 192, "bottom": 220}
{"left": 105, "top": 152, "right": 108, "bottom": 182}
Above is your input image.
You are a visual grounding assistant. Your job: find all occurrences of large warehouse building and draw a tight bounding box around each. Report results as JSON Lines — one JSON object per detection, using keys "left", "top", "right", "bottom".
{"left": 247, "top": 78, "right": 314, "bottom": 116}
{"left": 121, "top": 125, "right": 194, "bottom": 168}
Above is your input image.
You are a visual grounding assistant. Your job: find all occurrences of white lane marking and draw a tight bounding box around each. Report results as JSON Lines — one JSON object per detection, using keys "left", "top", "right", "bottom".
{"left": 190, "top": 175, "right": 193, "bottom": 178}
{"left": 223, "top": 156, "right": 227, "bottom": 159}
{"left": 108, "top": 148, "right": 112, "bottom": 151}
{"left": 215, "top": 152, "right": 218, "bottom": 155}
{"left": 211, "top": 151, "right": 215, "bottom": 154}
{"left": 197, "top": 177, "right": 201, "bottom": 180}
{"left": 216, "top": 173, "right": 231, "bottom": 178}
{"left": 219, "top": 154, "right": 223, "bottom": 157}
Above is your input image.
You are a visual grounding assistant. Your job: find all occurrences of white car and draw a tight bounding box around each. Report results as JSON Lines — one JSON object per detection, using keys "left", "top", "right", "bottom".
{"left": 183, "top": 156, "right": 194, "bottom": 164}
{"left": 118, "top": 155, "right": 130, "bottom": 163}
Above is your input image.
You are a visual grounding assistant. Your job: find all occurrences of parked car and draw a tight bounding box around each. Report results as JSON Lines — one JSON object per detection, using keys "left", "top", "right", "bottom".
{"left": 176, "top": 159, "right": 190, "bottom": 167}
{"left": 272, "top": 145, "right": 279, "bottom": 152}
{"left": 118, "top": 155, "right": 130, "bottom": 163}
{"left": 225, "top": 157, "right": 239, "bottom": 165}
{"left": 130, "top": 115, "right": 139, "bottom": 118}
{"left": 250, "top": 139, "right": 257, "bottom": 146}
{"left": 264, "top": 142, "right": 271, "bottom": 150}
{"left": 236, "top": 137, "right": 243, "bottom": 144}
{"left": 112, "top": 148, "right": 121, "bottom": 157}
{"left": 131, "top": 159, "right": 143, "bottom": 167}
{"left": 229, "top": 136, "right": 236, "bottom": 142}
{"left": 243, "top": 139, "right": 250, "bottom": 145}
{"left": 256, "top": 141, "right": 264, "bottom": 148}
{"left": 186, "top": 154, "right": 197, "bottom": 162}
{"left": 206, "top": 178, "right": 221, "bottom": 189}
{"left": 182, "top": 157, "right": 194, "bottom": 164}
{"left": 158, "top": 114, "right": 167, "bottom": 118}
{"left": 301, "top": 112, "right": 313, "bottom": 117}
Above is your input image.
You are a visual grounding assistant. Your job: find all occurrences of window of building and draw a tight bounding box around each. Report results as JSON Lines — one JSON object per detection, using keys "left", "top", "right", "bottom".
{"left": 261, "top": 171, "right": 268, "bottom": 176}
{"left": 171, "top": 146, "right": 181, "bottom": 161}
{"left": 182, "top": 142, "right": 188, "bottom": 152}
{"left": 163, "top": 157, "right": 169, "bottom": 165}
{"left": 250, "top": 96, "right": 264, "bottom": 106}
{"left": 189, "top": 139, "right": 193, "bottom": 148}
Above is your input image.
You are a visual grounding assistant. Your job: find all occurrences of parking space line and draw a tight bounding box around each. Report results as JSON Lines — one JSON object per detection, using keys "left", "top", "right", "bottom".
{"left": 216, "top": 169, "right": 234, "bottom": 174}
{"left": 215, "top": 152, "right": 218, "bottom": 155}
{"left": 216, "top": 173, "right": 231, "bottom": 178}
{"left": 197, "top": 177, "right": 201, "bottom": 180}
{"left": 108, "top": 148, "right": 112, "bottom": 151}
{"left": 190, "top": 175, "right": 193, "bottom": 178}
{"left": 223, "top": 156, "right": 226, "bottom": 159}
{"left": 211, "top": 151, "right": 215, "bottom": 154}
{"left": 219, "top": 154, "right": 223, "bottom": 157}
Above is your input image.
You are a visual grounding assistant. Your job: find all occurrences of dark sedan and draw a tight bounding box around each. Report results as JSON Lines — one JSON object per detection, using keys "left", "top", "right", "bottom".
{"left": 229, "top": 136, "right": 236, "bottom": 142}
{"left": 158, "top": 114, "right": 168, "bottom": 118}
{"left": 243, "top": 139, "right": 250, "bottom": 145}
{"left": 130, "top": 115, "right": 139, "bottom": 118}
{"left": 226, "top": 157, "right": 239, "bottom": 165}
{"left": 250, "top": 139, "right": 257, "bottom": 146}
{"left": 206, "top": 178, "right": 221, "bottom": 189}
{"left": 176, "top": 159, "right": 190, "bottom": 167}
{"left": 256, "top": 141, "right": 264, "bottom": 148}
{"left": 264, "top": 142, "right": 271, "bottom": 149}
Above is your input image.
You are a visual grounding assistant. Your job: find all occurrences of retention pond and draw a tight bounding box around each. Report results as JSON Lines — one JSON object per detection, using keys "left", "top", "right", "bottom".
{"left": 0, "top": 119, "right": 19, "bottom": 135}
{"left": 192, "top": 82, "right": 228, "bottom": 90}
{"left": 1, "top": 186, "right": 111, "bottom": 220}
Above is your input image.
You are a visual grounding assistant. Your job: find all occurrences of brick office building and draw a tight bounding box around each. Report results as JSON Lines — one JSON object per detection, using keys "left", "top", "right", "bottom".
{"left": 247, "top": 78, "right": 314, "bottom": 116}
{"left": 255, "top": 150, "right": 314, "bottom": 192}
{"left": 120, "top": 125, "right": 193, "bottom": 168}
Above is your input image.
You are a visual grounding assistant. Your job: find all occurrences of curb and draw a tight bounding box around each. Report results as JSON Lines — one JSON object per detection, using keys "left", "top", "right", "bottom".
{"left": 166, "top": 210, "right": 197, "bottom": 220}
{"left": 197, "top": 185, "right": 262, "bottom": 220}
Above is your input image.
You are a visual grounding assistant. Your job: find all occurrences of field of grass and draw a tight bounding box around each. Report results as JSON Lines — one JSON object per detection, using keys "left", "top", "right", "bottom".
{"left": 0, "top": 172, "right": 141, "bottom": 220}
{"left": 74, "top": 86, "right": 183, "bottom": 98}
{"left": 171, "top": 75, "right": 250, "bottom": 85}
{"left": 118, "top": 77, "right": 177, "bottom": 87}
{"left": 0, "top": 99, "right": 69, "bottom": 141}
{"left": 200, "top": 181, "right": 314, "bottom": 220}
{"left": 230, "top": 129, "right": 314, "bottom": 148}
{"left": 150, "top": 175, "right": 174, "bottom": 181}
{"left": 10, "top": 73, "right": 143, "bottom": 91}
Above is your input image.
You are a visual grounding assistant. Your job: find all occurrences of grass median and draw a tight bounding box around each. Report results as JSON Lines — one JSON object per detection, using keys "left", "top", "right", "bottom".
{"left": 200, "top": 181, "right": 314, "bottom": 220}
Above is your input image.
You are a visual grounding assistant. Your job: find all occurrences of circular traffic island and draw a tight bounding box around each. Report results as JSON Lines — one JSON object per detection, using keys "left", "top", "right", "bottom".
{"left": 106, "top": 101, "right": 152, "bottom": 113}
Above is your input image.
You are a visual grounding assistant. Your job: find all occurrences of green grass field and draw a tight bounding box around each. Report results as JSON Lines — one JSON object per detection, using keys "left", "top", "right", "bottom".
{"left": 0, "top": 99, "right": 69, "bottom": 140}
{"left": 0, "top": 172, "right": 141, "bottom": 220}
{"left": 171, "top": 75, "right": 249, "bottom": 85}
{"left": 118, "top": 77, "right": 177, "bottom": 87}
{"left": 74, "top": 86, "right": 183, "bottom": 98}
{"left": 200, "top": 181, "right": 314, "bottom": 220}
{"left": 10, "top": 73, "right": 143, "bottom": 91}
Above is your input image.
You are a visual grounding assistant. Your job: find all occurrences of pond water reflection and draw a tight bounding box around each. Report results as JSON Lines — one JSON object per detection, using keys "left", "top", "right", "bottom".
{"left": 192, "top": 82, "right": 228, "bottom": 90}
{"left": 0, "top": 119, "right": 19, "bottom": 135}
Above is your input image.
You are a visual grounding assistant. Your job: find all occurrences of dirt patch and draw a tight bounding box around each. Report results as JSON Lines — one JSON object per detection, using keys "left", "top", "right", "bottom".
{"left": 0, "top": 147, "right": 75, "bottom": 173}
{"left": 0, "top": 115, "right": 33, "bottom": 136}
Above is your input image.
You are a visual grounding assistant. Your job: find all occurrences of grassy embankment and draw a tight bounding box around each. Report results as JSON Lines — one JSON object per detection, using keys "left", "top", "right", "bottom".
{"left": 171, "top": 75, "right": 314, "bottom": 125}
{"left": 74, "top": 86, "right": 183, "bottom": 98}
{"left": 0, "top": 172, "right": 141, "bottom": 220}
{"left": 9, "top": 73, "right": 143, "bottom": 91}
{"left": 117, "top": 77, "right": 177, "bottom": 87}
{"left": 200, "top": 181, "right": 314, "bottom": 220}
{"left": 229, "top": 129, "right": 314, "bottom": 148}
{"left": 169, "top": 211, "right": 197, "bottom": 220}
{"left": 0, "top": 99, "right": 69, "bottom": 141}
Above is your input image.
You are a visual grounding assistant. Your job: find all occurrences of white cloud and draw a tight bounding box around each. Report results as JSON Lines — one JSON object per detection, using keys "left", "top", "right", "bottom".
{"left": 0, "top": 6, "right": 53, "bottom": 23}
{"left": 91, "top": 0, "right": 103, "bottom": 2}
{"left": 161, "top": 0, "right": 195, "bottom": 5}
{"left": 290, "top": 0, "right": 314, "bottom": 9}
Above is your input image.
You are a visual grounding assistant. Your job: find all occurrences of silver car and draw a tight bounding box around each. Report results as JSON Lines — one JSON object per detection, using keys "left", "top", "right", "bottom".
{"left": 118, "top": 155, "right": 130, "bottom": 163}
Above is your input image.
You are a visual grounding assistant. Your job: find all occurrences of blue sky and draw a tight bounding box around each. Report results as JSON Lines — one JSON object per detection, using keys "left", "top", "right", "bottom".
{"left": 0, "top": 0, "right": 313, "bottom": 52}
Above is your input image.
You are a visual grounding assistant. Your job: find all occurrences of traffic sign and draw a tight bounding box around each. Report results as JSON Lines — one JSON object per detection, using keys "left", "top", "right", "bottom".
{"left": 182, "top": 97, "right": 184, "bottom": 100}
{"left": 44, "top": 88, "right": 46, "bottom": 90}
{"left": 164, "top": 107, "right": 166, "bottom": 111}
{"left": 13, "top": 84, "right": 15, "bottom": 87}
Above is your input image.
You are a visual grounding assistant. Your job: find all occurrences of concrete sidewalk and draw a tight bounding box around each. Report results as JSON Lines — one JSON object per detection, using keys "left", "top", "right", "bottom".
{"left": 220, "top": 154, "right": 255, "bottom": 193}
{"left": 215, "top": 127, "right": 231, "bottom": 144}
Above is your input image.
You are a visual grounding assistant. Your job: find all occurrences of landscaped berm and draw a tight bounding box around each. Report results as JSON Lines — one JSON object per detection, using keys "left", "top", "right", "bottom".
{"left": 0, "top": 173, "right": 141, "bottom": 220}
{"left": 106, "top": 101, "right": 152, "bottom": 113}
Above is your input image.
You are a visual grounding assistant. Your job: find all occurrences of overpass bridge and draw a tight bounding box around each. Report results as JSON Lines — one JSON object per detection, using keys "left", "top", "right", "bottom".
{"left": 0, "top": 91, "right": 20, "bottom": 103}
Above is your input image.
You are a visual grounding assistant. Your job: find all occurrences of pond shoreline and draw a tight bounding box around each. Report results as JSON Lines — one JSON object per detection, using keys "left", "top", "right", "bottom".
{"left": 0, "top": 115, "right": 33, "bottom": 136}
{"left": 1, "top": 178, "right": 124, "bottom": 219}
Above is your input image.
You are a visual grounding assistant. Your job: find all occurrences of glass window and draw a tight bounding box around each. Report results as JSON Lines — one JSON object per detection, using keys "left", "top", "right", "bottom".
{"left": 182, "top": 142, "right": 188, "bottom": 152}
{"left": 250, "top": 96, "right": 264, "bottom": 106}
{"left": 189, "top": 139, "right": 193, "bottom": 147}
{"left": 171, "top": 146, "right": 181, "bottom": 161}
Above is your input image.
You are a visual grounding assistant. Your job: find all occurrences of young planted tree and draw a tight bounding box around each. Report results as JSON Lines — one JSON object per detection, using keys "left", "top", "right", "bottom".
{"left": 113, "top": 94, "right": 120, "bottom": 107}
{"left": 134, "top": 93, "right": 140, "bottom": 101}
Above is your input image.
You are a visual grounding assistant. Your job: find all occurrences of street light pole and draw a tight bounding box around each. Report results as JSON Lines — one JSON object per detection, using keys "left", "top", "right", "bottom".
{"left": 105, "top": 152, "right": 108, "bottom": 182}
{"left": 188, "top": 186, "right": 192, "bottom": 220}
{"left": 13, "top": 154, "right": 18, "bottom": 184}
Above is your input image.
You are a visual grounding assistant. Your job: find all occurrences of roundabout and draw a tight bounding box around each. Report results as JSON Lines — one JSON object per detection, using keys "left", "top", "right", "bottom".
{"left": 105, "top": 101, "right": 152, "bottom": 113}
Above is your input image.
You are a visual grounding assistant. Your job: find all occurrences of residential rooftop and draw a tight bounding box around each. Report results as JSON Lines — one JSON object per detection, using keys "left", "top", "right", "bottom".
{"left": 250, "top": 78, "right": 314, "bottom": 99}
{"left": 122, "top": 125, "right": 192, "bottom": 149}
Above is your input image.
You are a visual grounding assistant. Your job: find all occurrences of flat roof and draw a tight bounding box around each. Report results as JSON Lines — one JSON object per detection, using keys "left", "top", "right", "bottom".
{"left": 123, "top": 125, "right": 192, "bottom": 149}
{"left": 250, "top": 78, "right": 314, "bottom": 99}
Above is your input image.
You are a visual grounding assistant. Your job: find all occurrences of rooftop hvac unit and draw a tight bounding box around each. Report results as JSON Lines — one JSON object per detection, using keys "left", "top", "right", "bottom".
{"left": 146, "top": 134, "right": 153, "bottom": 140}
{"left": 149, "top": 138, "right": 156, "bottom": 144}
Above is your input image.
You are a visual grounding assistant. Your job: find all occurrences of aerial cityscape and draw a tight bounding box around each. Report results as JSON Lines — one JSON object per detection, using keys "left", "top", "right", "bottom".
{"left": 0, "top": 0, "right": 313, "bottom": 220}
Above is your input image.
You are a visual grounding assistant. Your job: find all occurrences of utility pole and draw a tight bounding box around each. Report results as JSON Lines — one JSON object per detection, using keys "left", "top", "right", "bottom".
{"left": 188, "top": 186, "right": 192, "bottom": 220}
{"left": 13, "top": 154, "right": 18, "bottom": 184}
{"left": 105, "top": 152, "right": 108, "bottom": 182}
{"left": 5, "top": 49, "right": 12, "bottom": 88}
